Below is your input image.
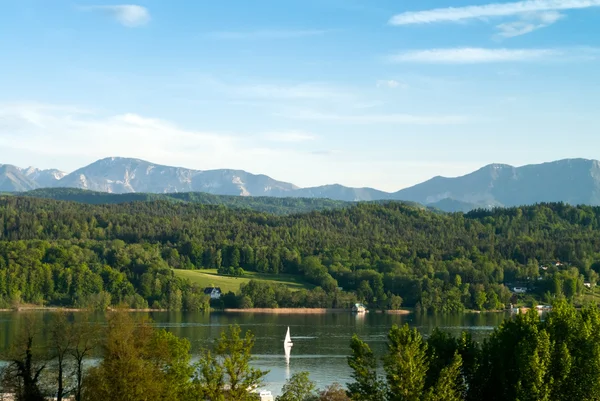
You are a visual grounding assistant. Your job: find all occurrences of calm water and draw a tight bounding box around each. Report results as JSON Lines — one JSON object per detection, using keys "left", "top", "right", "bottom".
{"left": 0, "top": 311, "right": 509, "bottom": 395}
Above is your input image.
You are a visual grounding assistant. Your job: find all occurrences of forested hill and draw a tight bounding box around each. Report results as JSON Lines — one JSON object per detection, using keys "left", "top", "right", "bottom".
{"left": 21, "top": 188, "right": 352, "bottom": 215}
{"left": 1, "top": 196, "right": 600, "bottom": 312}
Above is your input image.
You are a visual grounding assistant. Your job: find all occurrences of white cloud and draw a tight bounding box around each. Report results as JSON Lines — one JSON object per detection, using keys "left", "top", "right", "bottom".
{"left": 82, "top": 5, "right": 151, "bottom": 27}
{"left": 389, "top": 0, "right": 600, "bottom": 25}
{"left": 0, "top": 103, "right": 240, "bottom": 170}
{"left": 263, "top": 131, "right": 317, "bottom": 142}
{"left": 207, "top": 29, "right": 329, "bottom": 40}
{"left": 495, "top": 11, "right": 564, "bottom": 37}
{"left": 376, "top": 80, "right": 406, "bottom": 89}
{"left": 279, "top": 109, "right": 469, "bottom": 125}
{"left": 390, "top": 48, "right": 560, "bottom": 63}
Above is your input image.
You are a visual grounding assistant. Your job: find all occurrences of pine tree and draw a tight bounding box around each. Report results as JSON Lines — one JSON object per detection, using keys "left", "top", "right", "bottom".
{"left": 424, "top": 353, "right": 463, "bottom": 401}
{"left": 347, "top": 335, "right": 386, "bottom": 401}
{"left": 384, "top": 324, "right": 428, "bottom": 401}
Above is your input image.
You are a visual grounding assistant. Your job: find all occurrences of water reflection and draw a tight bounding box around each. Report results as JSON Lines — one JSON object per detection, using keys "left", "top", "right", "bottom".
{"left": 284, "top": 344, "right": 291, "bottom": 379}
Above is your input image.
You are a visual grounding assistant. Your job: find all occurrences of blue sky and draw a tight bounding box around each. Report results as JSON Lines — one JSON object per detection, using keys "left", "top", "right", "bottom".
{"left": 1, "top": 0, "right": 600, "bottom": 191}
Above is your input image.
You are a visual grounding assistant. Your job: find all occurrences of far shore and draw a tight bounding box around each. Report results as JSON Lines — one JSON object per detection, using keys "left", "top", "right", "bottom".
{"left": 223, "top": 308, "right": 347, "bottom": 314}
{"left": 1, "top": 306, "right": 532, "bottom": 315}
{"left": 0, "top": 305, "right": 169, "bottom": 313}
{"left": 222, "top": 308, "right": 413, "bottom": 315}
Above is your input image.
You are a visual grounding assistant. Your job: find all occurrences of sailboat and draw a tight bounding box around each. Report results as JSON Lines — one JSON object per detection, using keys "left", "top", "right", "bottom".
{"left": 284, "top": 326, "right": 293, "bottom": 347}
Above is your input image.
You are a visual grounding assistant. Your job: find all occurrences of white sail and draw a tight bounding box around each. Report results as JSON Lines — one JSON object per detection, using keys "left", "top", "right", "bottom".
{"left": 284, "top": 342, "right": 291, "bottom": 367}
{"left": 284, "top": 326, "right": 293, "bottom": 346}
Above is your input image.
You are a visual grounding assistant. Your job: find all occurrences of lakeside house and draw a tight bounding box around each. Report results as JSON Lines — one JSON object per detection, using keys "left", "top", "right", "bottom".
{"left": 203, "top": 286, "right": 222, "bottom": 300}
{"left": 512, "top": 287, "right": 527, "bottom": 294}
{"left": 259, "top": 390, "right": 274, "bottom": 401}
{"left": 352, "top": 303, "right": 367, "bottom": 313}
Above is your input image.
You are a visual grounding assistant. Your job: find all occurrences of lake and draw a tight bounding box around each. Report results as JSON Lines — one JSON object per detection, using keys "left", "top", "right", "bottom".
{"left": 0, "top": 311, "right": 510, "bottom": 396}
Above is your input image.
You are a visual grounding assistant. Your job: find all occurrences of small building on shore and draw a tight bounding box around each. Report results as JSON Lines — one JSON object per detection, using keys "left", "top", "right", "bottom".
{"left": 203, "top": 287, "right": 222, "bottom": 300}
{"left": 352, "top": 303, "right": 367, "bottom": 313}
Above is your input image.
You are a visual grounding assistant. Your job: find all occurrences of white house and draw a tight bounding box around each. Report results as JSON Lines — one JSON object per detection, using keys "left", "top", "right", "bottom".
{"left": 259, "top": 391, "right": 274, "bottom": 401}
{"left": 203, "top": 287, "right": 222, "bottom": 300}
{"left": 512, "top": 287, "right": 528, "bottom": 294}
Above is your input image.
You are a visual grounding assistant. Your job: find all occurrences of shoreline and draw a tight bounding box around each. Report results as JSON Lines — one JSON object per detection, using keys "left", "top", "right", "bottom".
{"left": 222, "top": 308, "right": 413, "bottom": 314}
{"left": 0, "top": 306, "right": 169, "bottom": 313}
{"left": 222, "top": 308, "right": 347, "bottom": 314}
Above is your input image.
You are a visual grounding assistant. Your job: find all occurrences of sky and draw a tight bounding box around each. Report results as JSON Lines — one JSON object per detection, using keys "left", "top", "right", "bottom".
{"left": 1, "top": 0, "right": 600, "bottom": 191}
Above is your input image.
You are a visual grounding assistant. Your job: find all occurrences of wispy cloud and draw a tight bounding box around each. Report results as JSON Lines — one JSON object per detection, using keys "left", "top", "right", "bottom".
{"left": 279, "top": 109, "right": 469, "bottom": 125}
{"left": 310, "top": 149, "right": 342, "bottom": 156}
{"left": 81, "top": 5, "right": 151, "bottom": 27}
{"left": 495, "top": 10, "right": 564, "bottom": 37}
{"left": 201, "top": 78, "right": 352, "bottom": 101}
{"left": 376, "top": 79, "right": 406, "bottom": 89}
{"left": 389, "top": 0, "right": 600, "bottom": 25}
{"left": 207, "top": 29, "right": 330, "bottom": 40}
{"left": 238, "top": 83, "right": 348, "bottom": 100}
{"left": 390, "top": 48, "right": 560, "bottom": 63}
{"left": 263, "top": 131, "right": 317, "bottom": 142}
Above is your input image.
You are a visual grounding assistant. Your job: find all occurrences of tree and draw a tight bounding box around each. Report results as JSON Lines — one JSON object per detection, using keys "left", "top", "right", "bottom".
{"left": 195, "top": 350, "right": 225, "bottom": 401}
{"left": 195, "top": 325, "right": 268, "bottom": 401}
{"left": 389, "top": 295, "right": 403, "bottom": 310}
{"left": 1, "top": 317, "right": 46, "bottom": 401}
{"left": 49, "top": 312, "right": 72, "bottom": 401}
{"left": 424, "top": 353, "right": 463, "bottom": 401}
{"left": 384, "top": 324, "right": 428, "bottom": 401}
{"left": 168, "top": 289, "right": 183, "bottom": 311}
{"left": 318, "top": 383, "right": 350, "bottom": 401}
{"left": 589, "top": 270, "right": 599, "bottom": 288}
{"left": 474, "top": 288, "right": 487, "bottom": 311}
{"left": 347, "top": 334, "right": 386, "bottom": 401}
{"left": 276, "top": 371, "right": 317, "bottom": 401}
{"left": 150, "top": 329, "right": 195, "bottom": 401}
{"left": 70, "top": 313, "right": 97, "bottom": 401}
{"left": 82, "top": 311, "right": 192, "bottom": 401}
{"left": 469, "top": 310, "right": 551, "bottom": 401}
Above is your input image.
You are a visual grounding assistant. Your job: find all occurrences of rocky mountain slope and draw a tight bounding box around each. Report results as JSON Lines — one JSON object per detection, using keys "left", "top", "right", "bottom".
{"left": 0, "top": 164, "right": 65, "bottom": 192}
{"left": 56, "top": 157, "right": 298, "bottom": 196}
{"left": 3, "top": 157, "right": 600, "bottom": 212}
{"left": 393, "top": 159, "right": 600, "bottom": 208}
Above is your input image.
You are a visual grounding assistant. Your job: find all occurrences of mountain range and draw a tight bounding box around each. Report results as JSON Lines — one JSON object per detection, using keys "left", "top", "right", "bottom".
{"left": 3, "top": 157, "right": 600, "bottom": 212}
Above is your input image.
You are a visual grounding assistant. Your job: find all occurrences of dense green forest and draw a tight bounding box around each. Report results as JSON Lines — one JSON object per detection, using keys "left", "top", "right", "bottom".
{"left": 1, "top": 195, "right": 600, "bottom": 311}
{"left": 21, "top": 188, "right": 353, "bottom": 215}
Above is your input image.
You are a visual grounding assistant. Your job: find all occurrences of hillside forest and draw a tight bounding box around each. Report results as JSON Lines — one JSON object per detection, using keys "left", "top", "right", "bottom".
{"left": 1, "top": 195, "right": 599, "bottom": 312}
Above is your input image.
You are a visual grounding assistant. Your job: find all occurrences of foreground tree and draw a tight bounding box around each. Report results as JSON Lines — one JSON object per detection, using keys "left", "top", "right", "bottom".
{"left": 82, "top": 311, "right": 193, "bottom": 401}
{"left": 69, "top": 313, "right": 98, "bottom": 401}
{"left": 1, "top": 317, "right": 46, "bottom": 401}
{"left": 424, "top": 353, "right": 463, "bottom": 401}
{"left": 276, "top": 371, "right": 317, "bottom": 401}
{"left": 348, "top": 325, "right": 472, "bottom": 401}
{"left": 384, "top": 324, "right": 428, "bottom": 401}
{"left": 49, "top": 312, "right": 72, "bottom": 401}
{"left": 318, "top": 383, "right": 350, "bottom": 401}
{"left": 195, "top": 325, "right": 268, "bottom": 401}
{"left": 347, "top": 335, "right": 386, "bottom": 401}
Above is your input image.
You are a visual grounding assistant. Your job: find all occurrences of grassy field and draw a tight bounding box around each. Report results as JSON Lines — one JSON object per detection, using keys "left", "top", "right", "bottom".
{"left": 173, "top": 269, "right": 313, "bottom": 293}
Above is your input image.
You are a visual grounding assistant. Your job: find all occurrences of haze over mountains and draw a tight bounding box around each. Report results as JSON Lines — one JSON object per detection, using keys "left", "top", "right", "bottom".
{"left": 2, "top": 157, "right": 600, "bottom": 211}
